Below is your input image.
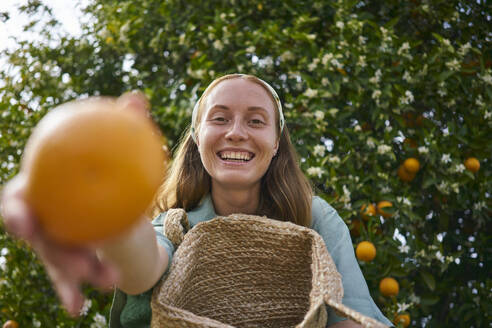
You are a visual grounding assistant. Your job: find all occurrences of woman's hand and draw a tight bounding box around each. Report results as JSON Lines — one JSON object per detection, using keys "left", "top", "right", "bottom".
{"left": 1, "top": 174, "right": 119, "bottom": 316}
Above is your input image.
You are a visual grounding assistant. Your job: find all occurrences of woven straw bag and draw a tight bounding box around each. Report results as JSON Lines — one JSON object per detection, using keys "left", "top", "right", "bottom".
{"left": 150, "top": 209, "right": 388, "bottom": 328}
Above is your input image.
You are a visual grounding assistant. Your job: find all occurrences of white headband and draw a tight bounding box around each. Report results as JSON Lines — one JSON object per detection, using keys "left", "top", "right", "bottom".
{"left": 191, "top": 74, "right": 285, "bottom": 142}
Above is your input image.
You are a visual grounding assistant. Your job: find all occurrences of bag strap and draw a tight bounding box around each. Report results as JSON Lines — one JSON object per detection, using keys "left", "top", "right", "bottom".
{"left": 162, "top": 208, "right": 190, "bottom": 247}
{"left": 324, "top": 297, "right": 389, "bottom": 328}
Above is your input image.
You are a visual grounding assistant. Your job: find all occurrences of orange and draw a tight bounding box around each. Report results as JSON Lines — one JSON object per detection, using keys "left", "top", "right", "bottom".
{"left": 350, "top": 219, "right": 362, "bottom": 238}
{"left": 464, "top": 157, "right": 480, "bottom": 173}
{"left": 403, "top": 138, "right": 417, "bottom": 148}
{"left": 377, "top": 201, "right": 393, "bottom": 218}
{"left": 379, "top": 277, "right": 399, "bottom": 297}
{"left": 356, "top": 241, "right": 376, "bottom": 262}
{"left": 2, "top": 320, "right": 19, "bottom": 328}
{"left": 403, "top": 158, "right": 420, "bottom": 173}
{"left": 21, "top": 97, "right": 166, "bottom": 245}
{"left": 360, "top": 203, "right": 376, "bottom": 221}
{"left": 394, "top": 313, "right": 411, "bottom": 327}
{"left": 398, "top": 164, "right": 416, "bottom": 182}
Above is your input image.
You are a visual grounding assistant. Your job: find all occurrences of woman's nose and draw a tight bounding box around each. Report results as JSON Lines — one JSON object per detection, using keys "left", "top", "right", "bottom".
{"left": 225, "top": 120, "right": 248, "bottom": 141}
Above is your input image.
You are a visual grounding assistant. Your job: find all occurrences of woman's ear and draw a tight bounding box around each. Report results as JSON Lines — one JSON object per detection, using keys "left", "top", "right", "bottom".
{"left": 273, "top": 140, "right": 279, "bottom": 157}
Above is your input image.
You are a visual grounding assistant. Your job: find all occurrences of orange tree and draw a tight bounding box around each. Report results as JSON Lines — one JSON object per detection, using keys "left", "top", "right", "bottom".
{"left": 1, "top": 0, "right": 490, "bottom": 327}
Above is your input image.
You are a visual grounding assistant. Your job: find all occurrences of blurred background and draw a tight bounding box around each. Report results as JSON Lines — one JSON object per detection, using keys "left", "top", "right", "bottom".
{"left": 0, "top": 1, "right": 491, "bottom": 327}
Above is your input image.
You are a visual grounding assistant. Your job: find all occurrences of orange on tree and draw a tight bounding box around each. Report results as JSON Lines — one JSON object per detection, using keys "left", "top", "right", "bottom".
{"left": 350, "top": 218, "right": 362, "bottom": 238}
{"left": 393, "top": 313, "right": 410, "bottom": 327}
{"left": 360, "top": 203, "right": 376, "bottom": 221}
{"left": 403, "top": 158, "right": 420, "bottom": 173}
{"left": 21, "top": 96, "right": 167, "bottom": 245}
{"left": 379, "top": 277, "right": 399, "bottom": 297}
{"left": 464, "top": 157, "right": 480, "bottom": 173}
{"left": 2, "top": 320, "right": 19, "bottom": 328}
{"left": 377, "top": 201, "right": 393, "bottom": 218}
{"left": 356, "top": 241, "right": 376, "bottom": 262}
{"left": 398, "top": 164, "right": 416, "bottom": 182}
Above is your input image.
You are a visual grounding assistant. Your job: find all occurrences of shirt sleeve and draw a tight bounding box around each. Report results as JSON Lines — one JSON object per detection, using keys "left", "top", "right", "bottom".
{"left": 151, "top": 212, "right": 175, "bottom": 272}
{"left": 311, "top": 197, "right": 393, "bottom": 327}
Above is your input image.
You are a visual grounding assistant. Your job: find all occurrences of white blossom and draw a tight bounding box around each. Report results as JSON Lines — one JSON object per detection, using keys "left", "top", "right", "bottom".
{"left": 359, "top": 36, "right": 367, "bottom": 45}
{"left": 328, "top": 156, "right": 341, "bottom": 164}
{"left": 446, "top": 58, "right": 460, "bottom": 71}
{"left": 322, "top": 53, "right": 334, "bottom": 66}
{"left": 313, "top": 145, "right": 326, "bottom": 157}
{"left": 458, "top": 42, "right": 471, "bottom": 57}
{"left": 80, "top": 299, "right": 92, "bottom": 316}
{"left": 475, "top": 95, "right": 484, "bottom": 107}
{"left": 451, "top": 183, "right": 460, "bottom": 194}
{"left": 484, "top": 111, "right": 491, "bottom": 119}
{"left": 321, "top": 77, "right": 329, "bottom": 86}
{"left": 33, "top": 319, "right": 41, "bottom": 328}
{"left": 480, "top": 73, "right": 492, "bottom": 85}
{"left": 0, "top": 256, "right": 6, "bottom": 271}
{"left": 369, "top": 69, "right": 382, "bottom": 84}
{"left": 366, "top": 137, "right": 376, "bottom": 148}
{"left": 399, "top": 244, "right": 410, "bottom": 254}
{"left": 438, "top": 181, "right": 450, "bottom": 194}
{"left": 357, "top": 55, "right": 367, "bottom": 68}
{"left": 397, "top": 196, "right": 412, "bottom": 207}
{"left": 90, "top": 313, "right": 107, "bottom": 328}
{"left": 441, "top": 154, "right": 451, "bottom": 164}
{"left": 418, "top": 146, "right": 429, "bottom": 154}
{"left": 397, "top": 42, "right": 410, "bottom": 55}
{"left": 435, "top": 251, "right": 445, "bottom": 263}
{"left": 372, "top": 90, "right": 382, "bottom": 100}
{"left": 314, "top": 110, "right": 324, "bottom": 120}
{"left": 304, "top": 88, "right": 318, "bottom": 98}
{"left": 336, "top": 21, "right": 345, "bottom": 29}
{"left": 473, "top": 201, "right": 486, "bottom": 210}
{"left": 437, "top": 88, "right": 447, "bottom": 97}
{"left": 409, "top": 293, "right": 421, "bottom": 303}
{"left": 397, "top": 302, "right": 411, "bottom": 312}
{"left": 354, "top": 125, "right": 362, "bottom": 132}
{"left": 213, "top": 40, "right": 224, "bottom": 51}
{"left": 280, "top": 51, "right": 295, "bottom": 61}
{"left": 403, "top": 71, "right": 412, "bottom": 83}
{"left": 328, "top": 108, "right": 339, "bottom": 117}
{"left": 385, "top": 125, "right": 393, "bottom": 132}
{"left": 340, "top": 185, "right": 351, "bottom": 204}
{"left": 451, "top": 164, "right": 466, "bottom": 174}
{"left": 307, "top": 167, "right": 324, "bottom": 178}
{"left": 377, "top": 144, "right": 392, "bottom": 154}
{"left": 400, "top": 90, "right": 414, "bottom": 105}
{"left": 245, "top": 46, "right": 256, "bottom": 53}
{"left": 330, "top": 58, "right": 343, "bottom": 69}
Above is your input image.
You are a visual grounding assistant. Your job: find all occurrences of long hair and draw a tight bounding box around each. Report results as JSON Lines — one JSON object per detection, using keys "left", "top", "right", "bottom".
{"left": 152, "top": 75, "right": 313, "bottom": 227}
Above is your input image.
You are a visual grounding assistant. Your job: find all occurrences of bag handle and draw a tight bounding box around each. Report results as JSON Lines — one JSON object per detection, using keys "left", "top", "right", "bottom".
{"left": 162, "top": 208, "right": 190, "bottom": 247}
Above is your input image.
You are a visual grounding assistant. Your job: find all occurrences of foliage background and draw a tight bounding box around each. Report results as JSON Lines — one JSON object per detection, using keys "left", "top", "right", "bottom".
{"left": 1, "top": 0, "right": 491, "bottom": 327}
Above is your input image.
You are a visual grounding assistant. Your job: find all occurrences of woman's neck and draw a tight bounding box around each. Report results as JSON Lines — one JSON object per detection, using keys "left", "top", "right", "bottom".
{"left": 211, "top": 183, "right": 260, "bottom": 216}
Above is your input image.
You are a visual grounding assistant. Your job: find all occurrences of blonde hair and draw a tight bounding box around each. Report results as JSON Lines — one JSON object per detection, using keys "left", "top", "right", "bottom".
{"left": 152, "top": 74, "right": 313, "bottom": 227}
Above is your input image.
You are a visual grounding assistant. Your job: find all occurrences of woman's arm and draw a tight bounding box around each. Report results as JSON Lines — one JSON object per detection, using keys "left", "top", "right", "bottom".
{"left": 96, "top": 217, "right": 169, "bottom": 295}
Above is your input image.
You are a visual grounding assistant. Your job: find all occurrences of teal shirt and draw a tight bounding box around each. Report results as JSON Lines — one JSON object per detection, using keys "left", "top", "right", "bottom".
{"left": 109, "top": 195, "right": 393, "bottom": 327}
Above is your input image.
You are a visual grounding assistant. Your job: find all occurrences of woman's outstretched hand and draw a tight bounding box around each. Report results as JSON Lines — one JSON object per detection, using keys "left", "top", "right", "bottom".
{"left": 1, "top": 173, "right": 119, "bottom": 316}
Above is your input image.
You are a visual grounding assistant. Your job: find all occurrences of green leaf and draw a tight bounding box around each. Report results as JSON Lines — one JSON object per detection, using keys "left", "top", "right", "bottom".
{"left": 420, "top": 271, "right": 436, "bottom": 291}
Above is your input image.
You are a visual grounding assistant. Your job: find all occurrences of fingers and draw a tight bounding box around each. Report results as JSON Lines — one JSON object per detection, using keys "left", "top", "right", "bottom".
{"left": 117, "top": 90, "right": 151, "bottom": 117}
{"left": 0, "top": 174, "right": 38, "bottom": 240}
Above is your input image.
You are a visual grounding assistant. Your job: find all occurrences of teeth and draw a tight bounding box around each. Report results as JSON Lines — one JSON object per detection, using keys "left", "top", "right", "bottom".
{"left": 220, "top": 151, "right": 251, "bottom": 161}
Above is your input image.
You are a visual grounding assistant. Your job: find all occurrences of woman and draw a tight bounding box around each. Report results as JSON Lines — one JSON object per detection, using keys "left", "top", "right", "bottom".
{"left": 1, "top": 74, "right": 392, "bottom": 327}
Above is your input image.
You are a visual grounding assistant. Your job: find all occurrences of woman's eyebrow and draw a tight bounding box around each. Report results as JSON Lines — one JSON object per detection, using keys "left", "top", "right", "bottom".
{"left": 209, "top": 105, "right": 268, "bottom": 112}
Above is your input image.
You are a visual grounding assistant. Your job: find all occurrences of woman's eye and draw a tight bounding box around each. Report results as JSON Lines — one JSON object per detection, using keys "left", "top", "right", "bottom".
{"left": 212, "top": 117, "right": 227, "bottom": 122}
{"left": 250, "top": 119, "right": 265, "bottom": 125}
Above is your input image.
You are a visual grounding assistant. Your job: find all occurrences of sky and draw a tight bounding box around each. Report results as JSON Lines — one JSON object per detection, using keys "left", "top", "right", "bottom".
{"left": 0, "top": 0, "right": 88, "bottom": 52}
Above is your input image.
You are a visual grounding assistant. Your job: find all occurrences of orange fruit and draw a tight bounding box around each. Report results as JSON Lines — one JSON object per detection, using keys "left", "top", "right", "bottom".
{"left": 403, "top": 138, "right": 417, "bottom": 148}
{"left": 403, "top": 158, "right": 420, "bottom": 173}
{"left": 464, "top": 157, "right": 480, "bottom": 173}
{"left": 398, "top": 164, "right": 416, "bottom": 182}
{"left": 21, "top": 97, "right": 166, "bottom": 245}
{"left": 356, "top": 241, "right": 376, "bottom": 262}
{"left": 394, "top": 313, "right": 411, "bottom": 327}
{"left": 3, "top": 320, "right": 19, "bottom": 328}
{"left": 379, "top": 277, "right": 399, "bottom": 297}
{"left": 377, "top": 201, "right": 393, "bottom": 218}
{"left": 350, "top": 219, "right": 362, "bottom": 238}
{"left": 360, "top": 203, "right": 376, "bottom": 221}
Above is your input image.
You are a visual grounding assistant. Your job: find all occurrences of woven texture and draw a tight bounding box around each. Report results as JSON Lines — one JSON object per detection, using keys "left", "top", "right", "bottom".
{"left": 151, "top": 210, "right": 388, "bottom": 328}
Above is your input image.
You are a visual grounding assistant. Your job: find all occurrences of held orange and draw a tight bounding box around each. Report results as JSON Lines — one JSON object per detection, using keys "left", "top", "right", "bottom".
{"left": 393, "top": 313, "right": 410, "bottom": 327}
{"left": 360, "top": 203, "right": 376, "bottom": 221}
{"left": 21, "top": 97, "right": 166, "bottom": 245}
{"left": 464, "top": 157, "right": 480, "bottom": 173}
{"left": 356, "top": 241, "right": 376, "bottom": 262}
{"left": 377, "top": 201, "right": 393, "bottom": 218}
{"left": 403, "top": 158, "right": 420, "bottom": 173}
{"left": 2, "top": 320, "right": 19, "bottom": 328}
{"left": 379, "top": 277, "right": 399, "bottom": 297}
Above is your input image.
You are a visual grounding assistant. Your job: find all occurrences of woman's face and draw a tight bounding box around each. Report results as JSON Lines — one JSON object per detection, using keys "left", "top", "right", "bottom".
{"left": 196, "top": 78, "right": 279, "bottom": 192}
